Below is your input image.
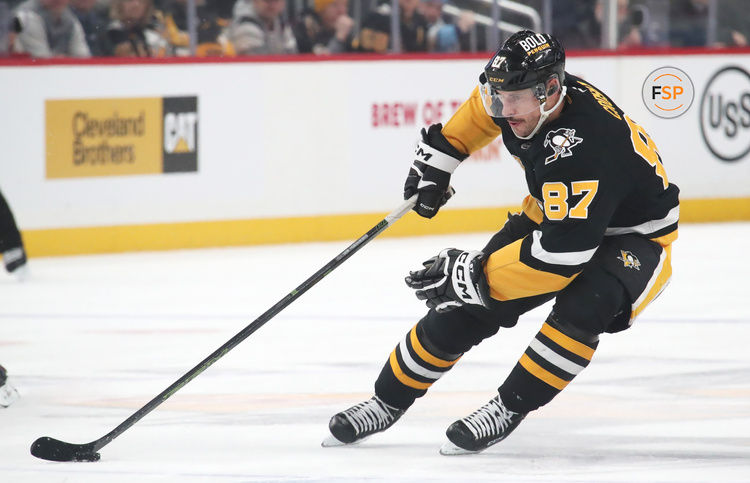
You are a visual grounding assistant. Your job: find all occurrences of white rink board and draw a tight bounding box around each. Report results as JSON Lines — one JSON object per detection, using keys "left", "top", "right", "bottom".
{"left": 0, "top": 52, "right": 749, "bottom": 231}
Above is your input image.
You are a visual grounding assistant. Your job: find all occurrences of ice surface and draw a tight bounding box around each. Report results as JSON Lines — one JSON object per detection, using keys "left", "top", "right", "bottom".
{"left": 1, "top": 222, "right": 749, "bottom": 482}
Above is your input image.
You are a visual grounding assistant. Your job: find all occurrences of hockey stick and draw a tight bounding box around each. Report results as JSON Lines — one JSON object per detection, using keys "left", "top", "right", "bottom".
{"left": 31, "top": 196, "right": 417, "bottom": 462}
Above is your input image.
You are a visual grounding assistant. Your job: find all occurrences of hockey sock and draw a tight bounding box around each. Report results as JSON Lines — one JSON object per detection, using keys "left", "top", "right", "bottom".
{"left": 0, "top": 191, "right": 23, "bottom": 251}
{"left": 374, "top": 322, "right": 462, "bottom": 409}
{"left": 498, "top": 319, "right": 599, "bottom": 414}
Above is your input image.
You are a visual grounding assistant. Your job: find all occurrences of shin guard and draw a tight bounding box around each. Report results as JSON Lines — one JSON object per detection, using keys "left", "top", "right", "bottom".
{"left": 499, "top": 319, "right": 599, "bottom": 413}
{"left": 374, "top": 323, "right": 462, "bottom": 409}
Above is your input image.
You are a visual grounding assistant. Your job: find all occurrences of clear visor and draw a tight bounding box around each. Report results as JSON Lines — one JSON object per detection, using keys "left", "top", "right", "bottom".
{"left": 479, "top": 83, "right": 543, "bottom": 119}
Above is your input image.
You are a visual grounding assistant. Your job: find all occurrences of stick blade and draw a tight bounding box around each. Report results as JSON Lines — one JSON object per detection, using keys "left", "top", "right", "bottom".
{"left": 30, "top": 437, "right": 100, "bottom": 462}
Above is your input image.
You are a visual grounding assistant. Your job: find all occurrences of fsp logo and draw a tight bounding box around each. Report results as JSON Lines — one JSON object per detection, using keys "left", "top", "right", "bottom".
{"left": 641, "top": 67, "right": 694, "bottom": 119}
{"left": 700, "top": 66, "right": 750, "bottom": 162}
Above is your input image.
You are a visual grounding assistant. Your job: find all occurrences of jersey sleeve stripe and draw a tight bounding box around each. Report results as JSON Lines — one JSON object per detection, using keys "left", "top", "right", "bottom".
{"left": 530, "top": 230, "right": 598, "bottom": 266}
{"left": 605, "top": 205, "right": 679, "bottom": 237}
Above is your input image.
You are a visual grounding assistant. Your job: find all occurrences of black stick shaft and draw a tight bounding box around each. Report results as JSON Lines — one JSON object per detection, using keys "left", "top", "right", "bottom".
{"left": 87, "top": 197, "right": 416, "bottom": 453}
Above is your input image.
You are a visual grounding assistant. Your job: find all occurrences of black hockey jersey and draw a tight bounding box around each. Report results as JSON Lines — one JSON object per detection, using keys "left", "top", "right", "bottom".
{"left": 441, "top": 73, "right": 680, "bottom": 301}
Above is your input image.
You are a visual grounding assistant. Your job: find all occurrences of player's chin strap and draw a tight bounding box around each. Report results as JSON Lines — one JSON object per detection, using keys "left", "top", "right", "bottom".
{"left": 516, "top": 85, "right": 568, "bottom": 140}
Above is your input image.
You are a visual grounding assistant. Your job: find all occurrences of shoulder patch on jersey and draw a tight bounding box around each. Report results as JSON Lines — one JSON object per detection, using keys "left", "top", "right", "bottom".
{"left": 543, "top": 128, "right": 583, "bottom": 165}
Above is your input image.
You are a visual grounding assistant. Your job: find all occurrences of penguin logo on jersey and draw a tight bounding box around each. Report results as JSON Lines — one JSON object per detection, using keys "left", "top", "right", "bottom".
{"left": 617, "top": 250, "right": 641, "bottom": 270}
{"left": 543, "top": 128, "right": 583, "bottom": 164}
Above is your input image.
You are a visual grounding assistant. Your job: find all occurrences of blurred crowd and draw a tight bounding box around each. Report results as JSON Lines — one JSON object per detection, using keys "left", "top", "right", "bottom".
{"left": 0, "top": 0, "right": 747, "bottom": 59}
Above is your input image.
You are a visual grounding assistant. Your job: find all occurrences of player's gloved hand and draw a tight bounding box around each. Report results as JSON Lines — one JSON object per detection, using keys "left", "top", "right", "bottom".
{"left": 405, "top": 248, "right": 491, "bottom": 313}
{"left": 404, "top": 124, "right": 463, "bottom": 219}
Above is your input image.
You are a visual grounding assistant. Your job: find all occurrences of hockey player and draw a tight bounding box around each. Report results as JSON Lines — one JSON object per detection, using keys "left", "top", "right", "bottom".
{"left": 1, "top": 188, "right": 28, "bottom": 279}
{"left": 323, "top": 30, "right": 679, "bottom": 454}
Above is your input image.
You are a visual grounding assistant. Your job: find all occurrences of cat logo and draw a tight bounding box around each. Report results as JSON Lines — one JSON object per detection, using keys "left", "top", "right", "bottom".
{"left": 617, "top": 250, "right": 641, "bottom": 270}
{"left": 543, "top": 128, "right": 583, "bottom": 164}
{"left": 162, "top": 96, "right": 198, "bottom": 173}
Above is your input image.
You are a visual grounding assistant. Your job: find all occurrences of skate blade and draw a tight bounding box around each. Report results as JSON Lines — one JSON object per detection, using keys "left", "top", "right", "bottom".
{"left": 439, "top": 440, "right": 480, "bottom": 456}
{"left": 0, "top": 383, "right": 20, "bottom": 408}
{"left": 12, "top": 264, "right": 30, "bottom": 282}
{"left": 321, "top": 434, "right": 369, "bottom": 448}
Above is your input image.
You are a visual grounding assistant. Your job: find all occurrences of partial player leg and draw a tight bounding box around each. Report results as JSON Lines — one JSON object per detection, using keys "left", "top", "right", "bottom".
{"left": 0, "top": 365, "right": 20, "bottom": 408}
{"left": 0, "top": 189, "right": 28, "bottom": 278}
{"left": 441, "top": 235, "right": 672, "bottom": 454}
{"left": 324, "top": 293, "right": 553, "bottom": 447}
{"left": 441, "top": 266, "right": 625, "bottom": 455}
{"left": 323, "top": 219, "right": 555, "bottom": 448}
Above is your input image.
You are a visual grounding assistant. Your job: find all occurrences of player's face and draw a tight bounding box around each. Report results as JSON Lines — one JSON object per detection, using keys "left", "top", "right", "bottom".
{"left": 498, "top": 89, "right": 542, "bottom": 137}
{"left": 480, "top": 85, "right": 542, "bottom": 137}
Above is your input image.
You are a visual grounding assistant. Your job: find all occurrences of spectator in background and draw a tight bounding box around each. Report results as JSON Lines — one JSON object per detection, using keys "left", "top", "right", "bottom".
{"left": 230, "top": 0, "right": 297, "bottom": 55}
{"left": 214, "top": 0, "right": 234, "bottom": 21}
{"left": 551, "top": 0, "right": 599, "bottom": 50}
{"left": 355, "top": 0, "right": 427, "bottom": 53}
{"left": 606, "top": 0, "right": 643, "bottom": 49}
{"left": 668, "top": 0, "right": 708, "bottom": 47}
{"left": 162, "top": 0, "right": 234, "bottom": 56}
{"left": 420, "top": 0, "right": 474, "bottom": 53}
{"left": 99, "top": 0, "right": 167, "bottom": 57}
{"left": 715, "top": 0, "right": 749, "bottom": 47}
{"left": 12, "top": 0, "right": 91, "bottom": 57}
{"left": 293, "top": 0, "right": 353, "bottom": 55}
{"left": 552, "top": 0, "right": 643, "bottom": 50}
{"left": 69, "top": 0, "right": 106, "bottom": 55}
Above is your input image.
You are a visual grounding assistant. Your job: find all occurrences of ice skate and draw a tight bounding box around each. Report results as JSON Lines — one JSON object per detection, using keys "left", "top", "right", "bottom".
{"left": 440, "top": 395, "right": 526, "bottom": 455}
{"left": 322, "top": 396, "right": 405, "bottom": 447}
{"left": 0, "top": 365, "right": 19, "bottom": 408}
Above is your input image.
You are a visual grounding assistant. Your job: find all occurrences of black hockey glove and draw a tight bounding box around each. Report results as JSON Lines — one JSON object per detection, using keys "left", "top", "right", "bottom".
{"left": 404, "top": 124, "right": 464, "bottom": 219}
{"left": 405, "top": 248, "right": 491, "bottom": 313}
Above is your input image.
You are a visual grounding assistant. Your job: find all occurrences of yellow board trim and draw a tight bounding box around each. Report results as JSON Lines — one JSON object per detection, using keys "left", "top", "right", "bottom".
{"left": 680, "top": 197, "right": 750, "bottom": 223}
{"left": 21, "top": 206, "right": 519, "bottom": 257}
{"left": 539, "top": 323, "right": 596, "bottom": 361}
{"left": 519, "top": 353, "right": 569, "bottom": 391}
{"left": 409, "top": 326, "right": 460, "bottom": 368}
{"left": 389, "top": 350, "right": 432, "bottom": 390}
{"left": 18, "top": 197, "right": 750, "bottom": 258}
